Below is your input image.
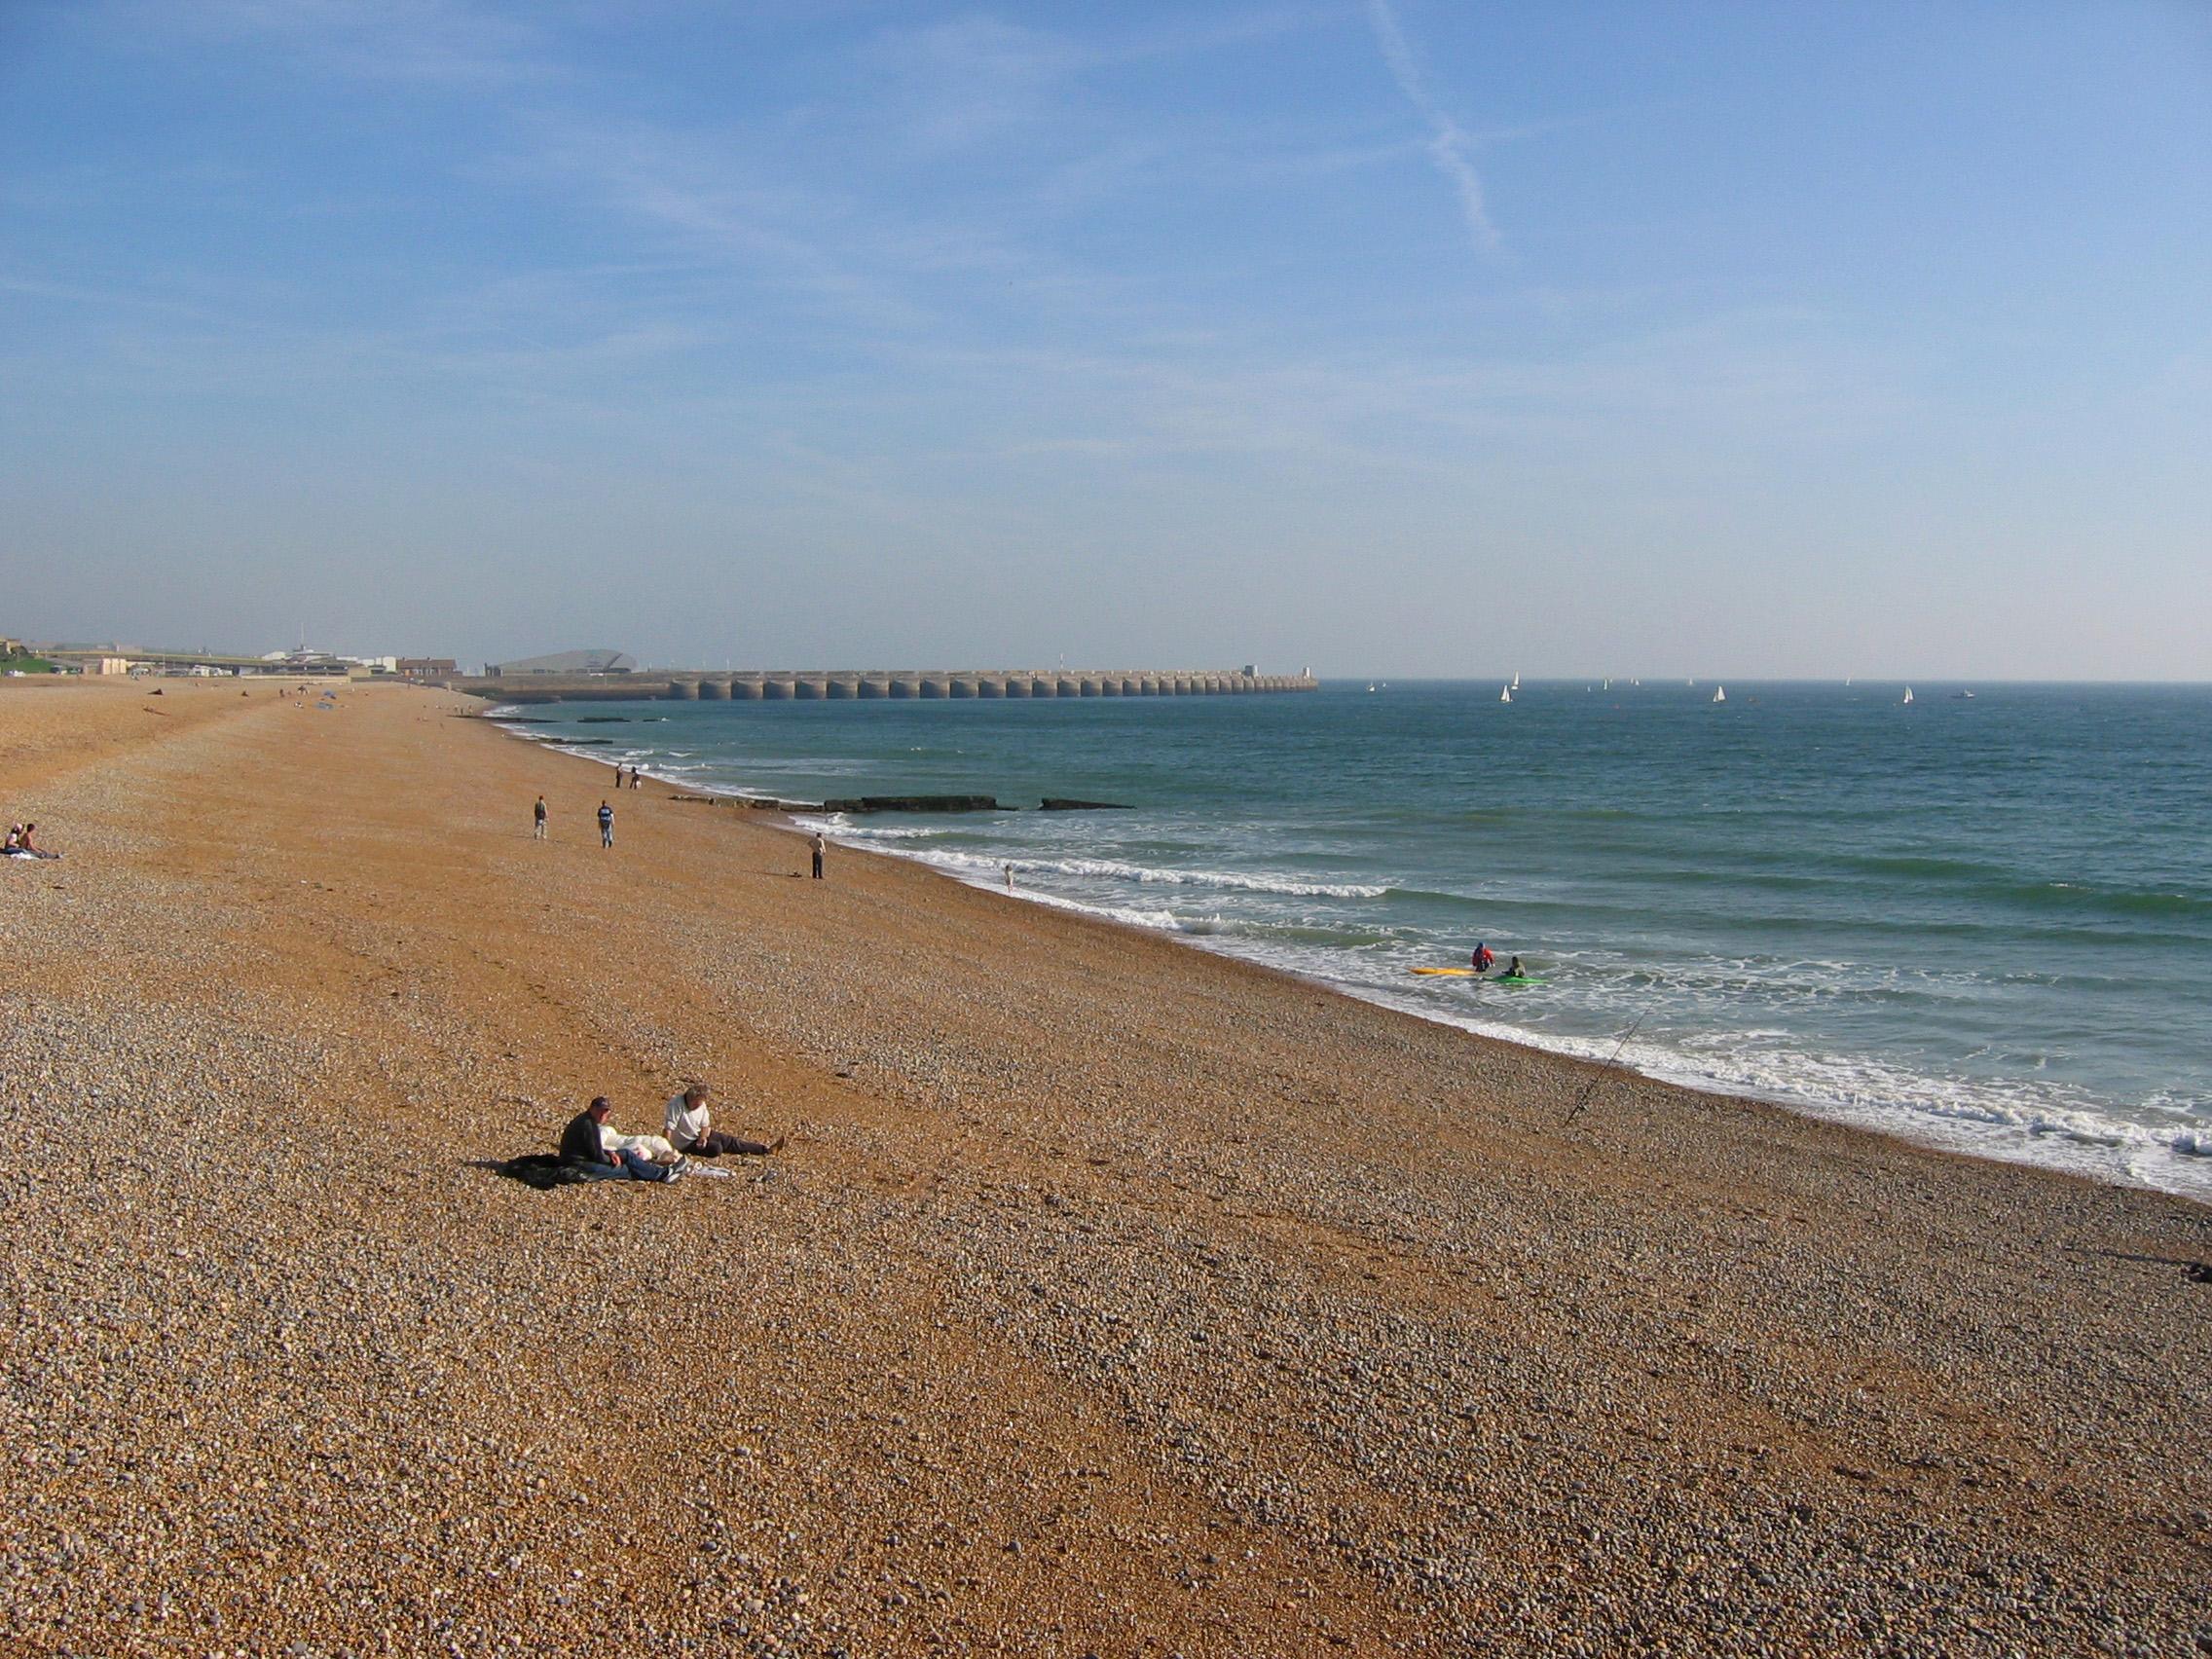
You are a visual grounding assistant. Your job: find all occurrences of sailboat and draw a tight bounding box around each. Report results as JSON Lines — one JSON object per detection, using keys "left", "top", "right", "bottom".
{"left": 1713, "top": 685, "right": 1726, "bottom": 704}
{"left": 1366, "top": 682, "right": 1377, "bottom": 693}
{"left": 1500, "top": 683, "right": 1513, "bottom": 704}
{"left": 1511, "top": 671, "right": 1522, "bottom": 690}
{"left": 1901, "top": 686, "right": 1915, "bottom": 705}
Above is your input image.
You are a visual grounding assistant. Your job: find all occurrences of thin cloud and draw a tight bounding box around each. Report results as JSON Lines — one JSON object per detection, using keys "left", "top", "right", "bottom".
{"left": 1362, "top": 0, "right": 1498, "bottom": 253}
{"left": 106, "top": 0, "right": 557, "bottom": 86}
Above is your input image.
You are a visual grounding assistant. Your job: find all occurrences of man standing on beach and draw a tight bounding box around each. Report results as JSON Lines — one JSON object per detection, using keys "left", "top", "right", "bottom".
{"left": 533, "top": 795, "right": 547, "bottom": 840}
{"left": 629, "top": 765, "right": 641, "bottom": 790}
{"left": 810, "top": 830, "right": 825, "bottom": 880}
{"left": 599, "top": 799, "right": 614, "bottom": 848}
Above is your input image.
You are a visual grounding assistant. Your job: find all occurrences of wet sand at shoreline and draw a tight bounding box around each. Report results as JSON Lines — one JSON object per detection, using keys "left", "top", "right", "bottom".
{"left": 3, "top": 680, "right": 2205, "bottom": 1656}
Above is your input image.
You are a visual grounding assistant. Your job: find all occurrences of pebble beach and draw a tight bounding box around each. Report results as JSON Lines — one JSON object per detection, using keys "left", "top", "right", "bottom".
{"left": 2, "top": 679, "right": 2206, "bottom": 1657}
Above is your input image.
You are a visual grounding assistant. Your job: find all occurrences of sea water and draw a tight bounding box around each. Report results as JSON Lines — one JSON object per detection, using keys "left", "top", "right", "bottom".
{"left": 502, "top": 682, "right": 2212, "bottom": 1201}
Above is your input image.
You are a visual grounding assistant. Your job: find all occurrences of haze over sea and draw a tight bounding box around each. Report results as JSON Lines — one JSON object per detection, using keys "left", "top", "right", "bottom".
{"left": 505, "top": 682, "right": 2212, "bottom": 1201}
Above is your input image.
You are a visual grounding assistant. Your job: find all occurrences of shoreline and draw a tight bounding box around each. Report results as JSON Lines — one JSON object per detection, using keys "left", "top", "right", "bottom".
{"left": 7, "top": 680, "right": 2207, "bottom": 1655}
{"left": 495, "top": 701, "right": 2212, "bottom": 1210}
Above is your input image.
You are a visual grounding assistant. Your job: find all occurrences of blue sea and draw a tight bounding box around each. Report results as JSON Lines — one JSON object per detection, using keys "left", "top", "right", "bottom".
{"left": 500, "top": 682, "right": 2212, "bottom": 1202}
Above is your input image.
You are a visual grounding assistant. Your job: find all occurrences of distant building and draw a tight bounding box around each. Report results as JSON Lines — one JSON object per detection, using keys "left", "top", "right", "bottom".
{"left": 0, "top": 637, "right": 24, "bottom": 657}
{"left": 486, "top": 649, "right": 636, "bottom": 678}
{"left": 397, "top": 658, "right": 459, "bottom": 682}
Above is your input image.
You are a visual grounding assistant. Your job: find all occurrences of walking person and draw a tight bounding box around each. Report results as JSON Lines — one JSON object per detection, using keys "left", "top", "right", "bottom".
{"left": 629, "top": 765, "right": 642, "bottom": 790}
{"left": 598, "top": 799, "right": 615, "bottom": 848}
{"left": 810, "top": 830, "right": 826, "bottom": 880}
{"left": 533, "top": 795, "right": 547, "bottom": 840}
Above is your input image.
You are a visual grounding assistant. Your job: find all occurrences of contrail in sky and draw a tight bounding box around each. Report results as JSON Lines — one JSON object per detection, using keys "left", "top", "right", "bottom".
{"left": 1363, "top": 0, "right": 1499, "bottom": 252}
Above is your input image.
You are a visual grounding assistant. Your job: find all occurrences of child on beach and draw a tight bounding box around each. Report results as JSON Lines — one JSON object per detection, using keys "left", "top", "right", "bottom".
{"left": 534, "top": 795, "right": 547, "bottom": 839}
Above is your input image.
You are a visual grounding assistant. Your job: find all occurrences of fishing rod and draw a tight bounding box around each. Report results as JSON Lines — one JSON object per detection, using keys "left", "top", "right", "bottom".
{"left": 1564, "top": 1012, "right": 1647, "bottom": 1128}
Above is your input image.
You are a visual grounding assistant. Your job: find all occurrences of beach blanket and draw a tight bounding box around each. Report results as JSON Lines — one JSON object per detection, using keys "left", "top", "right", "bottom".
{"left": 493, "top": 1152, "right": 734, "bottom": 1188}
{"left": 493, "top": 1154, "right": 594, "bottom": 1191}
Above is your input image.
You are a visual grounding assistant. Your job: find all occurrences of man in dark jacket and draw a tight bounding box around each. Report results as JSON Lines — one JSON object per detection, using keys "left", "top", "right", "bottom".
{"left": 560, "top": 1096, "right": 673, "bottom": 1182}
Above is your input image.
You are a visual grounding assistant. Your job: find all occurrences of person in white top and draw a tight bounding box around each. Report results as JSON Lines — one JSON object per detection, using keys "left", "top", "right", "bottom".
{"left": 664, "top": 1082, "right": 781, "bottom": 1158}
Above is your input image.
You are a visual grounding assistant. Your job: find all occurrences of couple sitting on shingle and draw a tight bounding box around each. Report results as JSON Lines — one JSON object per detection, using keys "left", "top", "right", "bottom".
{"left": 4, "top": 823, "right": 59, "bottom": 859}
{"left": 558, "top": 1082, "right": 784, "bottom": 1182}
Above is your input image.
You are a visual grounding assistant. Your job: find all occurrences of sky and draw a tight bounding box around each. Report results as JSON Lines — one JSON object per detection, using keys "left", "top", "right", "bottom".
{"left": 3, "top": 1, "right": 2209, "bottom": 678}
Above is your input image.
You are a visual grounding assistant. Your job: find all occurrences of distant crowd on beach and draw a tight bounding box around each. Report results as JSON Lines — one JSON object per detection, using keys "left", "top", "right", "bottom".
{"left": 530, "top": 782, "right": 832, "bottom": 882}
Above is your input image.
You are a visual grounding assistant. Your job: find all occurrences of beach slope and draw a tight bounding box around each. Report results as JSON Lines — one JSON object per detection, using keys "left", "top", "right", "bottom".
{"left": 2, "top": 681, "right": 2205, "bottom": 1655}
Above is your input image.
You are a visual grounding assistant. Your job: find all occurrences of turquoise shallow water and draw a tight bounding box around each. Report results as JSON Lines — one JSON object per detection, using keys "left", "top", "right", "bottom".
{"left": 503, "top": 682, "right": 2212, "bottom": 1201}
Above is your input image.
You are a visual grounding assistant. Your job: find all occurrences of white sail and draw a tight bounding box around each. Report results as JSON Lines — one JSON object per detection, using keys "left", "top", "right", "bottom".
{"left": 1713, "top": 685, "right": 1725, "bottom": 703}
{"left": 1500, "top": 684, "right": 1512, "bottom": 703}
{"left": 1902, "top": 686, "right": 1914, "bottom": 705}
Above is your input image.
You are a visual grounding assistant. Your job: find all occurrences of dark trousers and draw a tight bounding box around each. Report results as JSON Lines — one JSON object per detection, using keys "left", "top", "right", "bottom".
{"left": 811, "top": 852, "right": 824, "bottom": 878}
{"left": 684, "top": 1130, "right": 771, "bottom": 1157}
{"left": 574, "top": 1150, "right": 672, "bottom": 1182}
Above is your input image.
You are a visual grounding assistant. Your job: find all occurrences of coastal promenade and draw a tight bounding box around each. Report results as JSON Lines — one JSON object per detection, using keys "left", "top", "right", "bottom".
{"left": 445, "top": 667, "right": 1318, "bottom": 703}
{"left": 2, "top": 680, "right": 2205, "bottom": 1656}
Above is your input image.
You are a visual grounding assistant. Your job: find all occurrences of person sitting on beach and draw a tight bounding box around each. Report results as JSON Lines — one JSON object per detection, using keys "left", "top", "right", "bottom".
{"left": 559, "top": 1096, "right": 675, "bottom": 1182}
{"left": 665, "top": 1082, "right": 781, "bottom": 1158}
{"left": 2, "top": 825, "right": 18, "bottom": 854}
{"left": 1471, "top": 942, "right": 1495, "bottom": 974}
{"left": 8, "top": 823, "right": 58, "bottom": 860}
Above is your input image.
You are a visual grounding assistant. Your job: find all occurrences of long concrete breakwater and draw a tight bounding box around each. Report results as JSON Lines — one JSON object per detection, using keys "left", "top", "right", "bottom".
{"left": 446, "top": 668, "right": 1318, "bottom": 704}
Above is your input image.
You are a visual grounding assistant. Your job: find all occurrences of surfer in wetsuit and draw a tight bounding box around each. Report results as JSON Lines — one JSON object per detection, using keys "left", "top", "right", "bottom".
{"left": 1471, "top": 942, "right": 1495, "bottom": 975}
{"left": 1506, "top": 955, "right": 1525, "bottom": 978}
